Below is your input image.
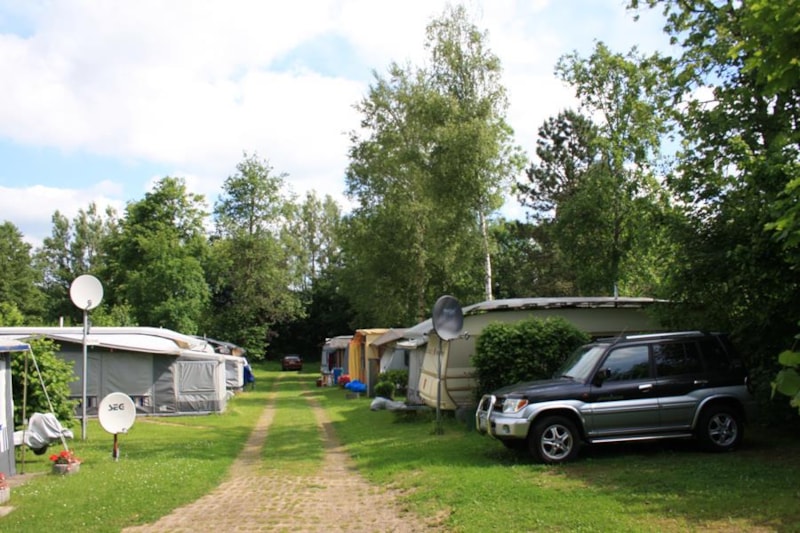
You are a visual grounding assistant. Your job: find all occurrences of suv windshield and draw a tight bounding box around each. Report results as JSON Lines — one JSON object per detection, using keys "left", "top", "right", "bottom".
{"left": 554, "top": 344, "right": 607, "bottom": 382}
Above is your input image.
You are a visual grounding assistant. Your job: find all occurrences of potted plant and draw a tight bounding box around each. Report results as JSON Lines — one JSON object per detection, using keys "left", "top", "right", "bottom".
{"left": 49, "top": 449, "right": 81, "bottom": 475}
{"left": 0, "top": 472, "right": 9, "bottom": 504}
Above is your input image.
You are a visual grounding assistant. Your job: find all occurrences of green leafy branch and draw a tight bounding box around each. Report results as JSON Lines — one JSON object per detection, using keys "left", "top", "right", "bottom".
{"left": 772, "top": 333, "right": 800, "bottom": 413}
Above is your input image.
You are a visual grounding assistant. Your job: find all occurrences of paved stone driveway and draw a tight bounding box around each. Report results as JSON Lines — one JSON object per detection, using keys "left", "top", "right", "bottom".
{"left": 123, "top": 379, "right": 436, "bottom": 533}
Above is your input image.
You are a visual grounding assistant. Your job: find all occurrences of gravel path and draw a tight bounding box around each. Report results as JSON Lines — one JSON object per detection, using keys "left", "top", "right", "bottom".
{"left": 123, "top": 378, "right": 433, "bottom": 533}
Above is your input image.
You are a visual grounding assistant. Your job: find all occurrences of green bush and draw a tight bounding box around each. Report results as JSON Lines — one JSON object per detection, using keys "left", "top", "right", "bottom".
{"left": 374, "top": 381, "right": 395, "bottom": 399}
{"left": 378, "top": 369, "right": 409, "bottom": 394}
{"left": 11, "top": 338, "right": 78, "bottom": 427}
{"left": 472, "top": 316, "right": 590, "bottom": 398}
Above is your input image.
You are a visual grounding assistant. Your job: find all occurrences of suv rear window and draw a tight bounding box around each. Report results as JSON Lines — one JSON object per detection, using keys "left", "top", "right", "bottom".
{"left": 654, "top": 341, "right": 704, "bottom": 377}
{"left": 698, "top": 338, "right": 732, "bottom": 373}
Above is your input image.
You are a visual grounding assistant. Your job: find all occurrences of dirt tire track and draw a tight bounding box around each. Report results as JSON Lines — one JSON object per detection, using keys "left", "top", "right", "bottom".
{"left": 123, "top": 377, "right": 433, "bottom": 533}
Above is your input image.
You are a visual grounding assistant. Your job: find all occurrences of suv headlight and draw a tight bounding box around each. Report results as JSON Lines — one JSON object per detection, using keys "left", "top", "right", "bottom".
{"left": 502, "top": 398, "right": 529, "bottom": 413}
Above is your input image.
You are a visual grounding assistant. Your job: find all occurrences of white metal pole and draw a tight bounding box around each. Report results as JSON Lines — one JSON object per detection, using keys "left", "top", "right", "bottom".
{"left": 81, "top": 308, "right": 88, "bottom": 440}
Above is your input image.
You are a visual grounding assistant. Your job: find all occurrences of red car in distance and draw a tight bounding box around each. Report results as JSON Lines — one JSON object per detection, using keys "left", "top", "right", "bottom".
{"left": 281, "top": 355, "right": 303, "bottom": 371}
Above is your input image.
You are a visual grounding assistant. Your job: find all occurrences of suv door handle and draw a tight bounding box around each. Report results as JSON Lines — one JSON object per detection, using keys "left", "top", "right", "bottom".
{"left": 693, "top": 379, "right": 708, "bottom": 386}
{"left": 639, "top": 384, "right": 653, "bottom": 392}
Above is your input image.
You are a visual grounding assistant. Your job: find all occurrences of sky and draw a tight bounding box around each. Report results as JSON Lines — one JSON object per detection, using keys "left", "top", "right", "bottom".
{"left": 0, "top": 0, "right": 671, "bottom": 247}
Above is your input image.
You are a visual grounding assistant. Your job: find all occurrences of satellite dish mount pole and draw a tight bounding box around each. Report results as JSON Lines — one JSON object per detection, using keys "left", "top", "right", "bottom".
{"left": 431, "top": 295, "right": 463, "bottom": 436}
{"left": 70, "top": 275, "right": 104, "bottom": 441}
{"left": 81, "top": 306, "right": 89, "bottom": 440}
{"left": 436, "top": 336, "right": 444, "bottom": 435}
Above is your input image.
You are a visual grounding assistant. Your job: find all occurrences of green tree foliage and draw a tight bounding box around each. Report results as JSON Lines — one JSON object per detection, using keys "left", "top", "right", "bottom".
{"left": 293, "top": 191, "right": 342, "bottom": 292}
{"left": 104, "top": 177, "right": 210, "bottom": 334}
{"left": 490, "top": 219, "right": 574, "bottom": 298}
{"left": 268, "top": 191, "right": 352, "bottom": 357}
{"left": 10, "top": 338, "right": 77, "bottom": 427}
{"left": 207, "top": 154, "right": 304, "bottom": 359}
{"left": 0, "top": 221, "right": 44, "bottom": 322}
{"left": 0, "top": 302, "right": 26, "bottom": 326}
{"left": 519, "top": 110, "right": 602, "bottom": 220}
{"left": 773, "top": 343, "right": 800, "bottom": 414}
{"left": 424, "top": 6, "right": 527, "bottom": 299}
{"left": 268, "top": 267, "right": 356, "bottom": 361}
{"left": 343, "top": 5, "right": 523, "bottom": 325}
{"left": 472, "top": 317, "right": 590, "bottom": 398}
{"left": 628, "top": 1, "right": 800, "bottom": 369}
{"left": 520, "top": 44, "right": 675, "bottom": 296}
{"left": 34, "top": 203, "right": 117, "bottom": 325}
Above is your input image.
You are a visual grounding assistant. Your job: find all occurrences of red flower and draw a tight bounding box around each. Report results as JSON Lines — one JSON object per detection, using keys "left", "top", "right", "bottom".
{"left": 50, "top": 450, "right": 80, "bottom": 465}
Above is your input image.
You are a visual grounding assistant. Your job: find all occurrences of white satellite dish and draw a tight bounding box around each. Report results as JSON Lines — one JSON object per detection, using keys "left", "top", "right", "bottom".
{"left": 70, "top": 274, "right": 104, "bottom": 311}
{"left": 98, "top": 392, "right": 136, "bottom": 434}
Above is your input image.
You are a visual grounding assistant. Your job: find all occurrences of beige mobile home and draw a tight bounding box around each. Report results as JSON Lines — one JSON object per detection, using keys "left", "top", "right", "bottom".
{"left": 408, "top": 297, "right": 666, "bottom": 411}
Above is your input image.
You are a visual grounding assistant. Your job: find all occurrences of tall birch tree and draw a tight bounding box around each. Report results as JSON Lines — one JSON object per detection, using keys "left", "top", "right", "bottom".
{"left": 343, "top": 5, "right": 523, "bottom": 325}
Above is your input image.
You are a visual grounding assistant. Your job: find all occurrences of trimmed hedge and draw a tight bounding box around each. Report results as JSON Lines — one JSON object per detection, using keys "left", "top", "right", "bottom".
{"left": 473, "top": 316, "right": 590, "bottom": 398}
{"left": 377, "top": 369, "right": 409, "bottom": 394}
{"left": 374, "top": 381, "right": 395, "bottom": 399}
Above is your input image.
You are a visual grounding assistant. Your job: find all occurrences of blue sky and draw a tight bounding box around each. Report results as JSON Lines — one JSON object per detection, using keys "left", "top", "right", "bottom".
{"left": 0, "top": 0, "right": 670, "bottom": 246}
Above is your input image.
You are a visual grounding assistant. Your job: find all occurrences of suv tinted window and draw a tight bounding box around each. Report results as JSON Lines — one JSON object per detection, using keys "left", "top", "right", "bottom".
{"left": 699, "top": 338, "right": 731, "bottom": 373}
{"left": 654, "top": 341, "right": 703, "bottom": 377}
{"left": 602, "top": 345, "right": 650, "bottom": 381}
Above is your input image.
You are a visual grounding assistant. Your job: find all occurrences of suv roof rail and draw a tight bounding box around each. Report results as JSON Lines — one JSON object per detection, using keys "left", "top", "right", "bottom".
{"left": 623, "top": 330, "right": 705, "bottom": 339}
{"left": 596, "top": 330, "right": 712, "bottom": 344}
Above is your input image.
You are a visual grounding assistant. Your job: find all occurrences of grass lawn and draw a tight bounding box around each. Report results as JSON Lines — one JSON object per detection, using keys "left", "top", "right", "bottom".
{"left": 2, "top": 366, "right": 799, "bottom": 532}
{"left": 313, "top": 376, "right": 800, "bottom": 533}
{"left": 1, "top": 363, "right": 276, "bottom": 532}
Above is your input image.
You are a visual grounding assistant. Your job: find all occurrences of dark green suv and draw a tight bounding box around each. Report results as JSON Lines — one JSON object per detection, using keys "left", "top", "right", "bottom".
{"left": 475, "top": 331, "right": 756, "bottom": 464}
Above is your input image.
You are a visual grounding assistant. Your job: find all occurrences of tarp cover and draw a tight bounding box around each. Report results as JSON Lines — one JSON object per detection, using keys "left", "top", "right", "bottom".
{"left": 13, "top": 412, "right": 73, "bottom": 452}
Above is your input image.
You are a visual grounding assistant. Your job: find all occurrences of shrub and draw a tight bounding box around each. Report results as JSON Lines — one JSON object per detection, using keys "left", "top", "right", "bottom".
{"left": 377, "top": 369, "right": 409, "bottom": 394}
{"left": 472, "top": 316, "right": 589, "bottom": 399}
{"left": 374, "top": 381, "right": 395, "bottom": 399}
{"left": 11, "top": 338, "right": 78, "bottom": 427}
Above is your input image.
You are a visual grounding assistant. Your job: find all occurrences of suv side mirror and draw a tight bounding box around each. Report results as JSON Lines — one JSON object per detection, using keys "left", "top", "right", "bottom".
{"left": 593, "top": 368, "right": 612, "bottom": 386}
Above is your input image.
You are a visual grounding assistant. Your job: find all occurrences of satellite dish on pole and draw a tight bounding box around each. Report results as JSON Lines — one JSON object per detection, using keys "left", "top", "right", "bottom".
{"left": 432, "top": 295, "right": 463, "bottom": 341}
{"left": 70, "top": 274, "right": 104, "bottom": 441}
{"left": 431, "top": 295, "right": 463, "bottom": 435}
{"left": 99, "top": 392, "right": 136, "bottom": 434}
{"left": 98, "top": 392, "right": 136, "bottom": 461}
{"left": 70, "top": 274, "right": 104, "bottom": 310}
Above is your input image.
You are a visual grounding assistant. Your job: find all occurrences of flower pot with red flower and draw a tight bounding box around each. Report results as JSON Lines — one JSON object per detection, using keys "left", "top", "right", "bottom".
{"left": 0, "top": 473, "right": 9, "bottom": 503}
{"left": 50, "top": 450, "right": 81, "bottom": 475}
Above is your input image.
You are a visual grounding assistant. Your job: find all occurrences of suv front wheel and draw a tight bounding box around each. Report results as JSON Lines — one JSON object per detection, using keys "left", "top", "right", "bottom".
{"left": 529, "top": 416, "right": 581, "bottom": 464}
{"left": 697, "top": 404, "right": 743, "bottom": 452}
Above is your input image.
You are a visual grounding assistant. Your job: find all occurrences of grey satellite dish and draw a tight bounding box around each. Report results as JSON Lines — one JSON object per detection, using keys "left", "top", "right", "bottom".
{"left": 98, "top": 392, "right": 136, "bottom": 434}
{"left": 70, "top": 274, "right": 104, "bottom": 311}
{"left": 431, "top": 295, "right": 463, "bottom": 435}
{"left": 431, "top": 295, "right": 463, "bottom": 341}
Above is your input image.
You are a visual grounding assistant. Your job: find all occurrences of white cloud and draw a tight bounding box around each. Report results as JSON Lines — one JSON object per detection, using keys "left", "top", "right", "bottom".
{"left": 0, "top": 182, "right": 124, "bottom": 247}
{"left": 0, "top": 0, "right": 672, "bottom": 244}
